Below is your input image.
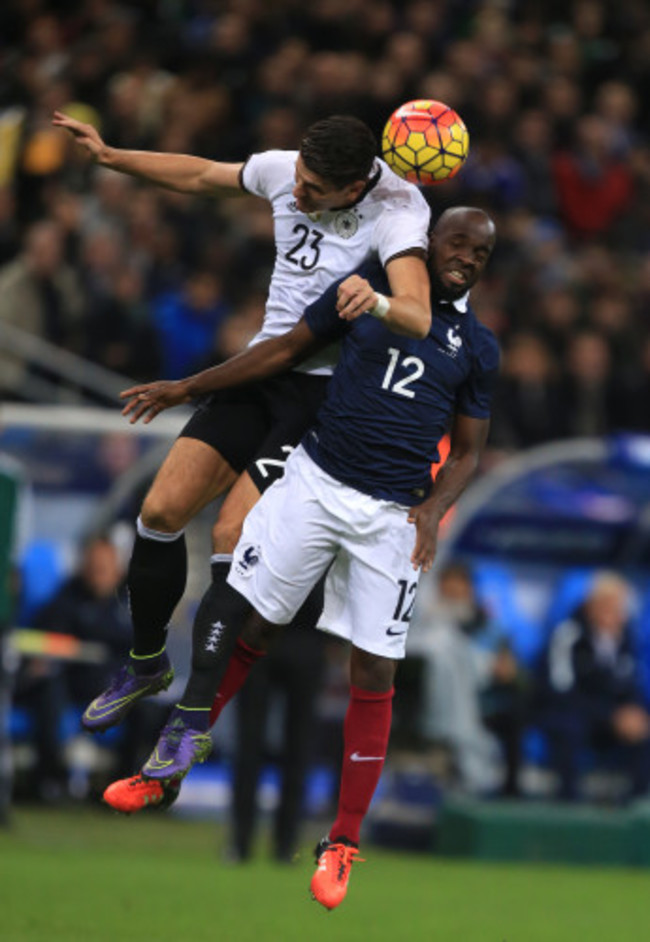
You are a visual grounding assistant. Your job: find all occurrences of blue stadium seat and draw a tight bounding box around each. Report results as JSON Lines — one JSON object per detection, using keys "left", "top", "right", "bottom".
{"left": 17, "top": 539, "right": 66, "bottom": 625}
{"left": 635, "top": 587, "right": 650, "bottom": 705}
{"left": 471, "top": 561, "right": 542, "bottom": 665}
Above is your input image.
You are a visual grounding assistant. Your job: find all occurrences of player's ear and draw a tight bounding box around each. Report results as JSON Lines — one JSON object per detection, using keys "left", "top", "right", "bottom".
{"left": 345, "top": 179, "right": 366, "bottom": 201}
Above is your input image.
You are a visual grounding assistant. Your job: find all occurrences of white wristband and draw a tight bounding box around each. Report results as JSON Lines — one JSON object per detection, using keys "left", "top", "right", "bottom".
{"left": 369, "top": 292, "right": 390, "bottom": 320}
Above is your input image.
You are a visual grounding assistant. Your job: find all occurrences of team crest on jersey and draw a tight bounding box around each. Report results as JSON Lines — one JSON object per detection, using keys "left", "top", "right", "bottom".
{"left": 333, "top": 210, "right": 359, "bottom": 239}
{"left": 287, "top": 200, "right": 299, "bottom": 213}
{"left": 234, "top": 544, "right": 261, "bottom": 578}
{"left": 442, "top": 325, "right": 463, "bottom": 359}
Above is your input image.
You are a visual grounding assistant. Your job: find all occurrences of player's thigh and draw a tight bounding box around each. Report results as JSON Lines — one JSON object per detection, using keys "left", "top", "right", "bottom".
{"left": 179, "top": 386, "right": 268, "bottom": 477}
{"left": 142, "top": 437, "right": 238, "bottom": 532}
{"left": 247, "top": 373, "right": 329, "bottom": 495}
{"left": 228, "top": 450, "right": 338, "bottom": 624}
{"left": 212, "top": 471, "right": 262, "bottom": 553}
{"left": 320, "top": 506, "right": 421, "bottom": 659}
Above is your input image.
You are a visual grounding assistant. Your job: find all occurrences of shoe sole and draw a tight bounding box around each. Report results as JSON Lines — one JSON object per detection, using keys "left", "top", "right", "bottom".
{"left": 103, "top": 792, "right": 174, "bottom": 815}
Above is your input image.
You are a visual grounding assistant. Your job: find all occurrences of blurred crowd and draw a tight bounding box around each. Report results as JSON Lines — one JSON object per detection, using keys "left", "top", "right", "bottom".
{"left": 0, "top": 0, "right": 649, "bottom": 450}
{"left": 410, "top": 562, "right": 650, "bottom": 803}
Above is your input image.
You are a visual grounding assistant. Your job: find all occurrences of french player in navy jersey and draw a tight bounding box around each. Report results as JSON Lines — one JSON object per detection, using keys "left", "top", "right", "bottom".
{"left": 108, "top": 206, "right": 498, "bottom": 909}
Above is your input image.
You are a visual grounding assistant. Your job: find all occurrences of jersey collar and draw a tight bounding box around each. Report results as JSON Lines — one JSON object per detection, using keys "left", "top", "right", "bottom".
{"left": 352, "top": 161, "right": 382, "bottom": 207}
{"left": 327, "top": 161, "right": 382, "bottom": 214}
{"left": 438, "top": 291, "right": 470, "bottom": 314}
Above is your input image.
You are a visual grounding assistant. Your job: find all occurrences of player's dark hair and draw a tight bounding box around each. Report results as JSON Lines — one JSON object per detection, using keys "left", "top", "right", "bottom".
{"left": 299, "top": 116, "right": 377, "bottom": 187}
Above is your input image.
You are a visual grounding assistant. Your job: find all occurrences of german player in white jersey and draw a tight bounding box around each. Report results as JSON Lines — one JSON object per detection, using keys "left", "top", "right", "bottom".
{"left": 240, "top": 146, "right": 431, "bottom": 374}
{"left": 109, "top": 207, "right": 499, "bottom": 910}
{"left": 53, "top": 113, "right": 431, "bottom": 758}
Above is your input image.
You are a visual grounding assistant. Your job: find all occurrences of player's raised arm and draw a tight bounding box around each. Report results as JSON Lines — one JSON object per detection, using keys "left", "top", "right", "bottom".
{"left": 52, "top": 111, "right": 244, "bottom": 196}
{"left": 121, "top": 320, "right": 323, "bottom": 424}
{"left": 336, "top": 253, "right": 431, "bottom": 339}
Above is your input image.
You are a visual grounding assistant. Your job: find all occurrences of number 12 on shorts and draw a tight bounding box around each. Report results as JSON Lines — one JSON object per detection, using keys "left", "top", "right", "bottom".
{"left": 393, "top": 578, "right": 417, "bottom": 622}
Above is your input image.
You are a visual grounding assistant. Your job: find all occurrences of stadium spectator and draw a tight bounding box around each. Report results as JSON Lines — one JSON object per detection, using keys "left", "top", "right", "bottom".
{"left": 150, "top": 268, "right": 231, "bottom": 379}
{"left": 560, "top": 331, "right": 631, "bottom": 437}
{"left": 536, "top": 572, "right": 650, "bottom": 802}
{"left": 0, "top": 219, "right": 84, "bottom": 399}
{"left": 409, "top": 561, "right": 525, "bottom": 796}
{"left": 552, "top": 114, "right": 634, "bottom": 241}
{"left": 490, "top": 332, "right": 565, "bottom": 450}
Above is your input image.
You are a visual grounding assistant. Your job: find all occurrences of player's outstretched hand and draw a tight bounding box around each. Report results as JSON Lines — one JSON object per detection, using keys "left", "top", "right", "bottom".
{"left": 337, "top": 275, "right": 379, "bottom": 322}
{"left": 52, "top": 110, "right": 107, "bottom": 161}
{"left": 120, "top": 380, "right": 192, "bottom": 424}
{"left": 407, "top": 501, "right": 441, "bottom": 572}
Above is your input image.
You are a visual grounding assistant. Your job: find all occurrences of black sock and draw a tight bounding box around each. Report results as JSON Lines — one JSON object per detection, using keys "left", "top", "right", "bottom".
{"left": 128, "top": 530, "right": 187, "bottom": 656}
{"left": 178, "top": 560, "right": 251, "bottom": 709}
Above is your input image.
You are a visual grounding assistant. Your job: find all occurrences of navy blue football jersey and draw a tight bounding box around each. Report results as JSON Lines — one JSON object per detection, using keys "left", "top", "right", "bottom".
{"left": 302, "top": 259, "right": 499, "bottom": 506}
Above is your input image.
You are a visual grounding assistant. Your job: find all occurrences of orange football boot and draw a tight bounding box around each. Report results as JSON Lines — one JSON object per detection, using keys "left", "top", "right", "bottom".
{"left": 103, "top": 773, "right": 180, "bottom": 813}
{"left": 310, "top": 839, "right": 364, "bottom": 910}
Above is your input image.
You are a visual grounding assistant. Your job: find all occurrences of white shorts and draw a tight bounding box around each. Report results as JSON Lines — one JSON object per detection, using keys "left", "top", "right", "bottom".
{"left": 227, "top": 445, "right": 421, "bottom": 658}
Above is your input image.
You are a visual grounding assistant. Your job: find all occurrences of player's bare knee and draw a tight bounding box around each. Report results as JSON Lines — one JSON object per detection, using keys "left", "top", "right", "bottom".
{"left": 140, "top": 493, "right": 188, "bottom": 534}
{"left": 350, "top": 647, "right": 396, "bottom": 692}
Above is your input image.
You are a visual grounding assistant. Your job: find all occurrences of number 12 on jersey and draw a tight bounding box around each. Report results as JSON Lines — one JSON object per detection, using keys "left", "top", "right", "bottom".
{"left": 381, "top": 347, "right": 424, "bottom": 399}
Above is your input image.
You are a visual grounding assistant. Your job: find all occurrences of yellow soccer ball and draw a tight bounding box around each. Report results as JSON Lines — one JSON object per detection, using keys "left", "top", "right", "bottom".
{"left": 382, "top": 99, "right": 469, "bottom": 185}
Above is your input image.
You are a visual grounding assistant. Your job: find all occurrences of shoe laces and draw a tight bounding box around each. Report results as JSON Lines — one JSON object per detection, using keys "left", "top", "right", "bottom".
{"left": 105, "top": 665, "right": 132, "bottom": 694}
{"left": 328, "top": 843, "right": 365, "bottom": 878}
{"left": 161, "top": 718, "right": 188, "bottom": 755}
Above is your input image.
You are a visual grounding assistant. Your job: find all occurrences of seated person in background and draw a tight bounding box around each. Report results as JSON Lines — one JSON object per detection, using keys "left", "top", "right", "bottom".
{"left": 15, "top": 536, "right": 165, "bottom": 799}
{"left": 536, "top": 571, "right": 650, "bottom": 802}
{"left": 409, "top": 561, "right": 524, "bottom": 796}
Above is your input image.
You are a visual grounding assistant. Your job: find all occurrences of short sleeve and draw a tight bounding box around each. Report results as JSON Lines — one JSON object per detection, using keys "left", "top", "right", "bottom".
{"left": 372, "top": 191, "right": 430, "bottom": 266}
{"left": 304, "top": 259, "right": 389, "bottom": 341}
{"left": 456, "top": 326, "right": 500, "bottom": 418}
{"left": 240, "top": 151, "right": 297, "bottom": 201}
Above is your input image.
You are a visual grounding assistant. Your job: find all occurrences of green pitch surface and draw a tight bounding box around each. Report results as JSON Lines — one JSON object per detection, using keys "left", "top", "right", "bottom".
{"left": 3, "top": 807, "right": 649, "bottom": 942}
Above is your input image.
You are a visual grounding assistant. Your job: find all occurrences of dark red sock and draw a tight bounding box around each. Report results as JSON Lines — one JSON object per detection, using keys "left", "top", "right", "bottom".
{"left": 329, "top": 685, "right": 394, "bottom": 846}
{"left": 209, "top": 639, "right": 265, "bottom": 726}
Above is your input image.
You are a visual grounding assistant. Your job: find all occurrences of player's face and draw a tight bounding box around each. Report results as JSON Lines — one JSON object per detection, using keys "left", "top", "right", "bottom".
{"left": 429, "top": 221, "right": 494, "bottom": 300}
{"left": 293, "top": 156, "right": 365, "bottom": 214}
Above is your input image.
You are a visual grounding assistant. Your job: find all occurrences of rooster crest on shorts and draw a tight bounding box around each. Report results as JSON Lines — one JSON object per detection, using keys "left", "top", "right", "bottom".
{"left": 234, "top": 544, "right": 261, "bottom": 577}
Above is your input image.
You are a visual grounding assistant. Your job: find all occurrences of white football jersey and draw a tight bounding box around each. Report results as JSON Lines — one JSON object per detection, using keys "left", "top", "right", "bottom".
{"left": 241, "top": 150, "right": 430, "bottom": 374}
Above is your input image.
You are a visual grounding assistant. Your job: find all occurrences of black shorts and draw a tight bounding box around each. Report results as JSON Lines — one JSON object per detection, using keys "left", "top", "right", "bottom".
{"left": 178, "top": 372, "right": 330, "bottom": 494}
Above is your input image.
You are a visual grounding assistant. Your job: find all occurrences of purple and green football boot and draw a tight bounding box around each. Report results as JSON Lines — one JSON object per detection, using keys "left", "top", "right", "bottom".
{"left": 141, "top": 716, "right": 212, "bottom": 782}
{"left": 82, "top": 656, "right": 174, "bottom": 732}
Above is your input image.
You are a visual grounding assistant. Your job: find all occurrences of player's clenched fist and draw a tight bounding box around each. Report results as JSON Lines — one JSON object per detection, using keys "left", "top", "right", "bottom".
{"left": 52, "top": 110, "right": 108, "bottom": 162}
{"left": 336, "top": 274, "right": 380, "bottom": 322}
